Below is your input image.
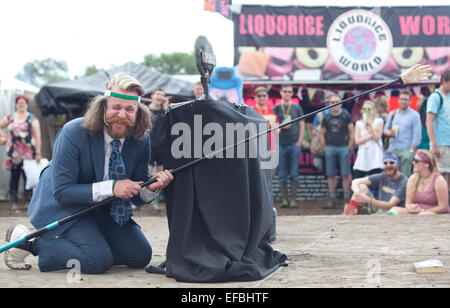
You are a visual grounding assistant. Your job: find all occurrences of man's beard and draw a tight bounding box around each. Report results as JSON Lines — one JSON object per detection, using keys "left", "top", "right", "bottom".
{"left": 105, "top": 115, "right": 135, "bottom": 139}
{"left": 385, "top": 167, "right": 398, "bottom": 177}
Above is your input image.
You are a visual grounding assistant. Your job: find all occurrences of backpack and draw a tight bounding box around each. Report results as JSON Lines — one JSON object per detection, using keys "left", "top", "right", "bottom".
{"left": 383, "top": 109, "right": 397, "bottom": 150}
{"left": 310, "top": 112, "right": 325, "bottom": 157}
{"left": 419, "top": 90, "right": 444, "bottom": 127}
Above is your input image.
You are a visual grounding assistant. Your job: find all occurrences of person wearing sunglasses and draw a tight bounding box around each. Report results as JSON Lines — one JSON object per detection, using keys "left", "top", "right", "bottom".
{"left": 253, "top": 86, "right": 278, "bottom": 242}
{"left": 343, "top": 152, "right": 408, "bottom": 216}
{"left": 353, "top": 100, "right": 384, "bottom": 179}
{"left": 383, "top": 89, "right": 422, "bottom": 177}
{"left": 272, "top": 84, "right": 305, "bottom": 208}
{"left": 389, "top": 149, "right": 449, "bottom": 215}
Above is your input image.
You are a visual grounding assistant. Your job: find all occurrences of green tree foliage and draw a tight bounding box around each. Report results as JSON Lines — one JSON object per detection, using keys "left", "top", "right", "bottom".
{"left": 84, "top": 64, "right": 101, "bottom": 76}
{"left": 15, "top": 58, "right": 70, "bottom": 87}
{"left": 142, "top": 52, "right": 197, "bottom": 75}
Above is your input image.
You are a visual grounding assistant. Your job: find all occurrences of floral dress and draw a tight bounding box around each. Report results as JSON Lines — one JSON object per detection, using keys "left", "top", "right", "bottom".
{"left": 3, "top": 113, "right": 35, "bottom": 170}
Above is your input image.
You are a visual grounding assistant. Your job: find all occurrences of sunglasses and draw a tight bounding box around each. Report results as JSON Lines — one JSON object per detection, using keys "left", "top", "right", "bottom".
{"left": 383, "top": 161, "right": 397, "bottom": 165}
{"left": 362, "top": 107, "right": 374, "bottom": 111}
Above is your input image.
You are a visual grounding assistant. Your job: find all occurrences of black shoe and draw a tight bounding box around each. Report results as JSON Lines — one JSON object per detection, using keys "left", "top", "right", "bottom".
{"left": 10, "top": 193, "right": 18, "bottom": 204}
{"left": 24, "top": 190, "right": 33, "bottom": 202}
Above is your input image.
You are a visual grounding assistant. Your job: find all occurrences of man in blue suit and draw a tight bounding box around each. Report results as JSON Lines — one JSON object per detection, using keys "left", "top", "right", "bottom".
{"left": 4, "top": 73, "right": 173, "bottom": 273}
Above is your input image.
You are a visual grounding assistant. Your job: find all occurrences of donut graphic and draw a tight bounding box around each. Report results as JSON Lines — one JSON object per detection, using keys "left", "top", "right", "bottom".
{"left": 392, "top": 47, "right": 424, "bottom": 67}
{"left": 295, "top": 48, "right": 328, "bottom": 68}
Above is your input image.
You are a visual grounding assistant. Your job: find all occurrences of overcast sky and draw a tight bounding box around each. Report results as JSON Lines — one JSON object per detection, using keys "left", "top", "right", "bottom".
{"left": 0, "top": 0, "right": 445, "bottom": 79}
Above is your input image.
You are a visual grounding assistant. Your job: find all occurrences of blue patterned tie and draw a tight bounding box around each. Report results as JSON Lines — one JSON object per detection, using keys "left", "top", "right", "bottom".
{"left": 109, "top": 139, "right": 132, "bottom": 226}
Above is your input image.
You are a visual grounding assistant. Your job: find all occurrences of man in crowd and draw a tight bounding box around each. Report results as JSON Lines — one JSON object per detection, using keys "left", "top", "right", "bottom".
{"left": 193, "top": 81, "right": 204, "bottom": 100}
{"left": 426, "top": 69, "right": 450, "bottom": 199}
{"left": 384, "top": 89, "right": 421, "bottom": 177}
{"left": 148, "top": 88, "right": 168, "bottom": 211}
{"left": 253, "top": 86, "right": 277, "bottom": 132}
{"left": 320, "top": 92, "right": 354, "bottom": 209}
{"left": 311, "top": 92, "right": 350, "bottom": 171}
{"left": 4, "top": 73, "right": 173, "bottom": 273}
{"left": 343, "top": 152, "right": 408, "bottom": 215}
{"left": 253, "top": 86, "right": 277, "bottom": 242}
{"left": 272, "top": 84, "right": 304, "bottom": 208}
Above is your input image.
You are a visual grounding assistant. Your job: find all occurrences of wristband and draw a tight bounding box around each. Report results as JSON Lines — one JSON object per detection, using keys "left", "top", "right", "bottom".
{"left": 112, "top": 180, "right": 117, "bottom": 192}
{"left": 349, "top": 199, "right": 362, "bottom": 210}
{"left": 387, "top": 208, "right": 399, "bottom": 216}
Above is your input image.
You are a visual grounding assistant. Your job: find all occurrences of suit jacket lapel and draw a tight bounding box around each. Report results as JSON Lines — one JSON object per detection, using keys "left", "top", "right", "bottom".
{"left": 121, "top": 135, "right": 138, "bottom": 178}
{"left": 90, "top": 133, "right": 105, "bottom": 182}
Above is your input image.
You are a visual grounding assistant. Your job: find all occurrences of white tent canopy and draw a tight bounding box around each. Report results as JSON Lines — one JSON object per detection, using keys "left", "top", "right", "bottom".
{"left": 0, "top": 76, "right": 39, "bottom": 93}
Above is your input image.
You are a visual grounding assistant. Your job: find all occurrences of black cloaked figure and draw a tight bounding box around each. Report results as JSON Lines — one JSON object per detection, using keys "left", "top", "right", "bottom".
{"left": 145, "top": 36, "right": 287, "bottom": 282}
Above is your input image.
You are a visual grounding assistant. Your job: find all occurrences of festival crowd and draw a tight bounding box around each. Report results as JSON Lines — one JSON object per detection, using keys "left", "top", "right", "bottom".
{"left": 1, "top": 71, "right": 449, "bottom": 218}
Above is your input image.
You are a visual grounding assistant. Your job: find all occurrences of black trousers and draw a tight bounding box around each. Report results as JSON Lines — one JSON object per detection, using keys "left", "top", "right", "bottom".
{"left": 9, "top": 162, "right": 29, "bottom": 195}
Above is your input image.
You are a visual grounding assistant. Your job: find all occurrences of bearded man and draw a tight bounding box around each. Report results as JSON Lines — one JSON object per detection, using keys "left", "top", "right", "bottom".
{"left": 343, "top": 152, "right": 408, "bottom": 215}
{"left": 4, "top": 73, "right": 173, "bottom": 273}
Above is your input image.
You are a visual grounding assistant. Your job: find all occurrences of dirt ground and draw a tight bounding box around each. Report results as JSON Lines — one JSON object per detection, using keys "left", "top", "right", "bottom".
{"left": 0, "top": 198, "right": 344, "bottom": 217}
{"left": 1, "top": 199, "right": 449, "bottom": 288}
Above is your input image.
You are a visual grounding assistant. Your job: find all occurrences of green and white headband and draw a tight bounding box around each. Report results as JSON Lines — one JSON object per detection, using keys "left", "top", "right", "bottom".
{"left": 104, "top": 90, "right": 152, "bottom": 103}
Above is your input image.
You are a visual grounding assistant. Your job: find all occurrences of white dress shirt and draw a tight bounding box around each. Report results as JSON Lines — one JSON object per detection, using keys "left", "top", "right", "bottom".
{"left": 91, "top": 129, "right": 158, "bottom": 203}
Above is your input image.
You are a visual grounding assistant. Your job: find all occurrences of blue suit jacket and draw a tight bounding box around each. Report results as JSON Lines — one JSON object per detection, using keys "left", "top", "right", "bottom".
{"left": 28, "top": 117, "right": 151, "bottom": 237}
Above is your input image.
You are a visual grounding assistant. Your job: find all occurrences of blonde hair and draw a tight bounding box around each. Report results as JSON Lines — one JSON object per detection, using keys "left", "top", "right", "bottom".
{"left": 409, "top": 149, "right": 439, "bottom": 201}
{"left": 82, "top": 73, "right": 151, "bottom": 139}
{"left": 361, "top": 100, "right": 376, "bottom": 121}
{"left": 361, "top": 100, "right": 375, "bottom": 110}
{"left": 105, "top": 73, "right": 145, "bottom": 96}
{"left": 374, "top": 96, "right": 388, "bottom": 113}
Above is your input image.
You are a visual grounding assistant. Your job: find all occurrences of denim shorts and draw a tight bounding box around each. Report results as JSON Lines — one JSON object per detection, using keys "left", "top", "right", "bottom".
{"left": 325, "top": 146, "right": 351, "bottom": 176}
{"left": 436, "top": 146, "right": 450, "bottom": 173}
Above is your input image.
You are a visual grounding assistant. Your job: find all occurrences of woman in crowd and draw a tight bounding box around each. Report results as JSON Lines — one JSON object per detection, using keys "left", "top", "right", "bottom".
{"left": 374, "top": 96, "right": 389, "bottom": 124}
{"left": 353, "top": 100, "right": 384, "bottom": 179}
{"left": 374, "top": 96, "right": 391, "bottom": 150}
{"left": 0, "top": 95, "right": 41, "bottom": 204}
{"left": 389, "top": 149, "right": 449, "bottom": 215}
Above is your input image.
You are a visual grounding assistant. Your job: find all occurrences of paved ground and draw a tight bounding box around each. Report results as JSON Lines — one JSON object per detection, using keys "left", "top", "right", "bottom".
{"left": 1, "top": 213, "right": 449, "bottom": 288}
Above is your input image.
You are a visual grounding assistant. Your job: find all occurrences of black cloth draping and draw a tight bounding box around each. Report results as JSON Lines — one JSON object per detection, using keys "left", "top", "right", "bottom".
{"left": 147, "top": 98, "right": 287, "bottom": 282}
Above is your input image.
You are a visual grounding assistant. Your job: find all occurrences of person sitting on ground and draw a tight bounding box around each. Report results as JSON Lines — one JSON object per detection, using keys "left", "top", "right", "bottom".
{"left": 343, "top": 152, "right": 408, "bottom": 216}
{"left": 388, "top": 149, "right": 449, "bottom": 215}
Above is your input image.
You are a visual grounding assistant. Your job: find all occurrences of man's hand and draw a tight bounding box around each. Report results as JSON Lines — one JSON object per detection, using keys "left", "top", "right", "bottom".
{"left": 384, "top": 129, "right": 394, "bottom": 137}
{"left": 353, "top": 192, "right": 370, "bottom": 204}
{"left": 113, "top": 179, "right": 143, "bottom": 199}
{"left": 148, "top": 170, "right": 174, "bottom": 192}
{"left": 431, "top": 143, "right": 441, "bottom": 158}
